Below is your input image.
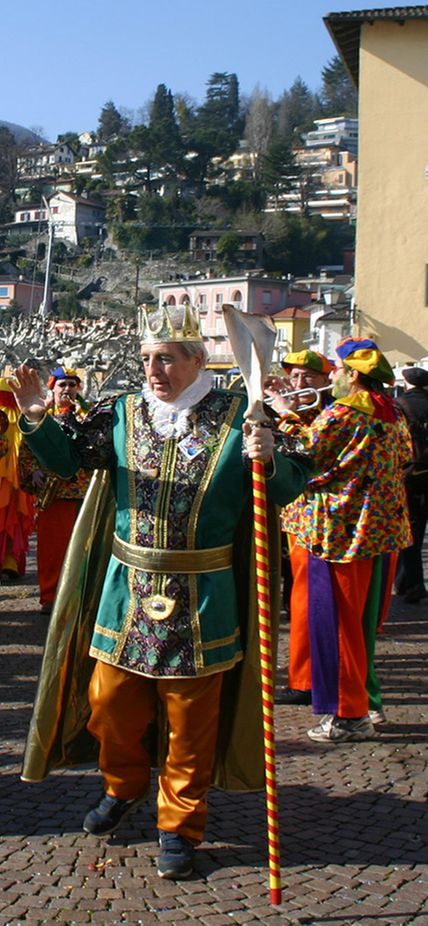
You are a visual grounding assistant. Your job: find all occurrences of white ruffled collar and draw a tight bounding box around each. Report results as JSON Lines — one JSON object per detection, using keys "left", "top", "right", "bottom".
{"left": 142, "top": 370, "right": 213, "bottom": 438}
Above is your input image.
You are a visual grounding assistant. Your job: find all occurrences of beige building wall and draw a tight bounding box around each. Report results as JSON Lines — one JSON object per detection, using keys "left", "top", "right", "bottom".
{"left": 355, "top": 20, "right": 428, "bottom": 364}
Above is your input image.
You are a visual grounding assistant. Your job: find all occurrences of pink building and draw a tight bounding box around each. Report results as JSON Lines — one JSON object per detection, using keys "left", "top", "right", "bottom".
{"left": 0, "top": 278, "right": 49, "bottom": 314}
{"left": 156, "top": 274, "right": 293, "bottom": 370}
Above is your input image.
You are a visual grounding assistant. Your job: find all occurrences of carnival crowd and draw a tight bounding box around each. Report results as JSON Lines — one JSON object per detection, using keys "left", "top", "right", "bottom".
{"left": 1, "top": 304, "right": 427, "bottom": 880}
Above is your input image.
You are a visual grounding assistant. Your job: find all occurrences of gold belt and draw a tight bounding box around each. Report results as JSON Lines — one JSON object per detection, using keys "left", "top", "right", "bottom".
{"left": 112, "top": 533, "right": 233, "bottom": 574}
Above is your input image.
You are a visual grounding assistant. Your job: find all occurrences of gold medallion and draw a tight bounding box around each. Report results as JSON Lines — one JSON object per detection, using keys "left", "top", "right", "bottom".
{"left": 144, "top": 595, "right": 176, "bottom": 620}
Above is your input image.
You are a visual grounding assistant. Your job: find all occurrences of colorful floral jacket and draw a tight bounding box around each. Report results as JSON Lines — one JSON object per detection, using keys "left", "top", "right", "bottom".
{"left": 279, "top": 390, "right": 413, "bottom": 562}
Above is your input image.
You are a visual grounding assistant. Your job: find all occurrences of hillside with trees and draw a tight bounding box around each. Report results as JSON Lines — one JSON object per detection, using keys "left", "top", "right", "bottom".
{"left": 0, "top": 56, "right": 357, "bottom": 312}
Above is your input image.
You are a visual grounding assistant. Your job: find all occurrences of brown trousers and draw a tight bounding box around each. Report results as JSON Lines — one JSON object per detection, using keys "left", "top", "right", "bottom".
{"left": 88, "top": 661, "right": 223, "bottom": 843}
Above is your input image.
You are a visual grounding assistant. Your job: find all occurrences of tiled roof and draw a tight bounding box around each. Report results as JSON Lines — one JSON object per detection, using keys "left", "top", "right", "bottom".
{"left": 314, "top": 307, "right": 350, "bottom": 323}
{"left": 272, "top": 306, "right": 311, "bottom": 319}
{"left": 324, "top": 6, "right": 428, "bottom": 85}
{"left": 51, "top": 192, "right": 105, "bottom": 208}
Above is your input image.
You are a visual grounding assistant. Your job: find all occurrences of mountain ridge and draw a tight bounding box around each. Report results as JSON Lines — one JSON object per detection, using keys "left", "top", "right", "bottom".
{"left": 0, "top": 120, "right": 46, "bottom": 143}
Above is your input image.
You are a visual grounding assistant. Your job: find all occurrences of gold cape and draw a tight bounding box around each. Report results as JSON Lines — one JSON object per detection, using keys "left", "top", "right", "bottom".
{"left": 21, "top": 468, "right": 281, "bottom": 791}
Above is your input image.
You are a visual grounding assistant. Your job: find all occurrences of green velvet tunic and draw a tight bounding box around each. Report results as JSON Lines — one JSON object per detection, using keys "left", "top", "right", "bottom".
{"left": 21, "top": 388, "right": 309, "bottom": 679}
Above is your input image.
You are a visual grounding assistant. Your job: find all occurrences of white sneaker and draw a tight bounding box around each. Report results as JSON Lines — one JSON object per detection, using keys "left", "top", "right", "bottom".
{"left": 307, "top": 714, "right": 375, "bottom": 742}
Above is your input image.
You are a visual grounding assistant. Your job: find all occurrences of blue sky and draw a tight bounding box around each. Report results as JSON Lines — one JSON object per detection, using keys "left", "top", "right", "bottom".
{"left": 2, "top": 0, "right": 413, "bottom": 141}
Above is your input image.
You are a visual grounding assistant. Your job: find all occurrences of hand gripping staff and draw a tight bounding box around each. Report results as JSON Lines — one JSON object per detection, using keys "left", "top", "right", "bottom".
{"left": 223, "top": 304, "right": 282, "bottom": 906}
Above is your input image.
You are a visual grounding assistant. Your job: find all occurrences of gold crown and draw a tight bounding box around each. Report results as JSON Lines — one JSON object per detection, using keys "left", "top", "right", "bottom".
{"left": 140, "top": 303, "right": 203, "bottom": 344}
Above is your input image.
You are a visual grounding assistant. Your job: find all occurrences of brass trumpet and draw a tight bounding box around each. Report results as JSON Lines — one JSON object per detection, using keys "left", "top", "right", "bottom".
{"left": 264, "top": 383, "right": 333, "bottom": 411}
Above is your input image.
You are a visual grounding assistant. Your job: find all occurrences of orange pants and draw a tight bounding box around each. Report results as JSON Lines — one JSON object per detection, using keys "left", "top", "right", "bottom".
{"left": 288, "top": 537, "right": 312, "bottom": 691}
{"left": 289, "top": 544, "right": 373, "bottom": 715}
{"left": 88, "top": 661, "right": 223, "bottom": 843}
{"left": 288, "top": 540, "right": 398, "bottom": 715}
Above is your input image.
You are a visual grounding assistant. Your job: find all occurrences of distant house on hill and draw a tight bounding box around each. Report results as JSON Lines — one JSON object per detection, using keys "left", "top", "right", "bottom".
{"left": 48, "top": 192, "right": 105, "bottom": 245}
{"left": 303, "top": 117, "right": 358, "bottom": 157}
{"left": 13, "top": 192, "right": 105, "bottom": 245}
{"left": 17, "top": 142, "right": 75, "bottom": 179}
{"left": 189, "top": 229, "right": 264, "bottom": 268}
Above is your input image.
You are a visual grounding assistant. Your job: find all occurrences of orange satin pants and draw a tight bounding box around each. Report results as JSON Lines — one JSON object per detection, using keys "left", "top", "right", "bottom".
{"left": 88, "top": 661, "right": 223, "bottom": 843}
{"left": 288, "top": 535, "right": 312, "bottom": 690}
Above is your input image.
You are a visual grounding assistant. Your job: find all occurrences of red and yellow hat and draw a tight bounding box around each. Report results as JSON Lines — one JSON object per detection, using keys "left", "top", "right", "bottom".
{"left": 281, "top": 349, "right": 333, "bottom": 375}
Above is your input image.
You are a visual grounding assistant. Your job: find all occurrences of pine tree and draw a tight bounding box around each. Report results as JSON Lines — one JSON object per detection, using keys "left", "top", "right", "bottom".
{"left": 195, "top": 72, "right": 241, "bottom": 159}
{"left": 148, "top": 84, "right": 183, "bottom": 175}
{"left": 320, "top": 56, "right": 357, "bottom": 116}
{"left": 0, "top": 127, "right": 18, "bottom": 221}
{"left": 261, "top": 139, "right": 296, "bottom": 206}
{"left": 277, "top": 77, "right": 317, "bottom": 144}
{"left": 98, "top": 101, "right": 130, "bottom": 142}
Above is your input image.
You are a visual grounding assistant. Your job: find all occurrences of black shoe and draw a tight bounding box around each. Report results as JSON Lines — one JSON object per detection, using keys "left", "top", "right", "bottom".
{"left": 83, "top": 793, "right": 145, "bottom": 835}
{"left": 276, "top": 688, "right": 312, "bottom": 705}
{"left": 157, "top": 830, "right": 194, "bottom": 879}
{"left": 404, "top": 585, "right": 428, "bottom": 603}
{"left": 40, "top": 602, "right": 53, "bottom": 614}
{"left": 1, "top": 569, "right": 19, "bottom": 583}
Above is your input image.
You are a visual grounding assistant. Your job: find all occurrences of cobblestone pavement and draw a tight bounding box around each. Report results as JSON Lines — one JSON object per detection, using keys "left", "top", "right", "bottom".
{"left": 0, "top": 539, "right": 427, "bottom": 926}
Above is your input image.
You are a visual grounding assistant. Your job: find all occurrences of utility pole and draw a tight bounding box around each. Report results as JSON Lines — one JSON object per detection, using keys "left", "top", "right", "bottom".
{"left": 134, "top": 258, "right": 140, "bottom": 308}
{"left": 39, "top": 196, "right": 55, "bottom": 356}
{"left": 40, "top": 196, "right": 54, "bottom": 317}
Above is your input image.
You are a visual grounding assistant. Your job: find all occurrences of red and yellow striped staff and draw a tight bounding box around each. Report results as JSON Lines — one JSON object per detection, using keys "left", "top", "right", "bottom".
{"left": 222, "top": 303, "right": 282, "bottom": 907}
{"left": 252, "top": 454, "right": 282, "bottom": 906}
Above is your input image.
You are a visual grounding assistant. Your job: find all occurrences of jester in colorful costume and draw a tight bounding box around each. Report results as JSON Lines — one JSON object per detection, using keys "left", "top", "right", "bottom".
{"left": 11, "top": 304, "right": 309, "bottom": 879}
{"left": 264, "top": 350, "right": 334, "bottom": 706}
{"left": 277, "top": 338, "right": 413, "bottom": 742}
{"left": 0, "top": 378, "right": 34, "bottom": 580}
{"left": 18, "top": 366, "right": 92, "bottom": 613}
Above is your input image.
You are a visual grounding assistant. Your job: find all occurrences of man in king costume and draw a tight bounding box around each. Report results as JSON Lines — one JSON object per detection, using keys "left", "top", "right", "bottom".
{"left": 12, "top": 304, "right": 309, "bottom": 880}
